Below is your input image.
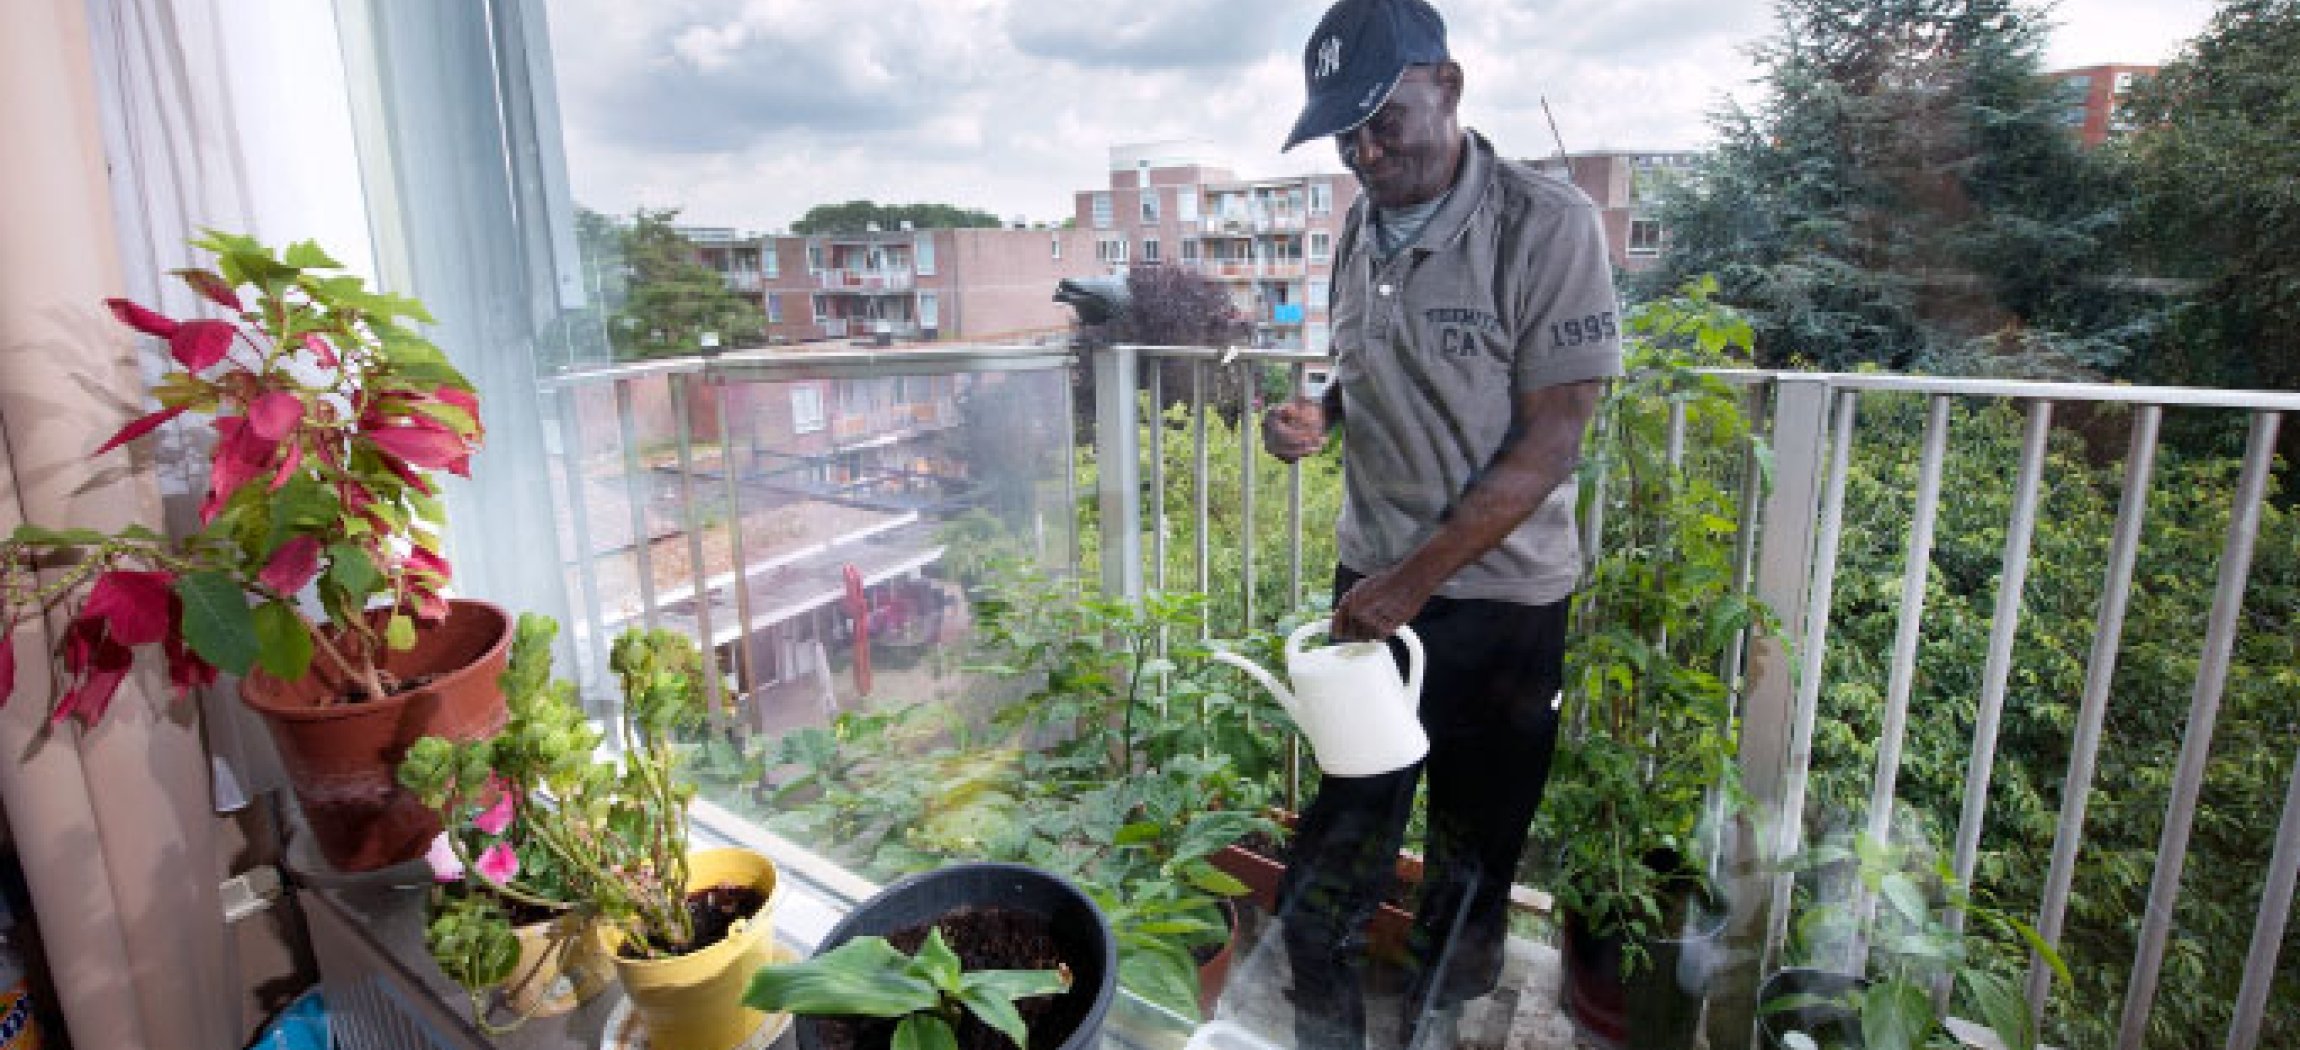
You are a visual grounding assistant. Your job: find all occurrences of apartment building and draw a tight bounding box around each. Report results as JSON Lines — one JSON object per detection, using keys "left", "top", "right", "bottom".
{"left": 1523, "top": 150, "right": 1702, "bottom": 274}
{"left": 755, "top": 225, "right": 1101, "bottom": 345}
{"left": 1073, "top": 142, "right": 1360, "bottom": 353}
{"left": 2047, "top": 64, "right": 2156, "bottom": 148}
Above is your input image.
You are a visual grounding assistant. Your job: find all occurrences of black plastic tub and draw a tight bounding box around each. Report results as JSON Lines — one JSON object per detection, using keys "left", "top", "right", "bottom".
{"left": 793, "top": 862, "right": 1118, "bottom": 1050}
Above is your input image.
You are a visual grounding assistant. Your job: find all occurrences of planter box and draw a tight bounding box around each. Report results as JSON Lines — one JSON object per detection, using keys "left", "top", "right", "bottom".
{"left": 1207, "top": 837, "right": 1418, "bottom": 964}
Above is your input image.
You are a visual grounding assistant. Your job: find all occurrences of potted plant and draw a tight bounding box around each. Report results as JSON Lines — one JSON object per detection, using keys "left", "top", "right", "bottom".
{"left": 0, "top": 231, "right": 503, "bottom": 873}
{"left": 1539, "top": 282, "right": 1773, "bottom": 1049}
{"left": 746, "top": 861, "right": 1118, "bottom": 1050}
{"left": 401, "top": 621, "right": 783, "bottom": 1050}
{"left": 1758, "top": 829, "right": 2070, "bottom": 1050}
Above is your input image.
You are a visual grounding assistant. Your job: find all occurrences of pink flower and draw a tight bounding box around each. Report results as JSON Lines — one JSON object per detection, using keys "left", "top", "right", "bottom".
{"left": 169, "top": 320, "right": 235, "bottom": 371}
{"left": 105, "top": 298, "right": 179, "bottom": 338}
{"left": 82, "top": 570, "right": 176, "bottom": 646}
{"left": 473, "top": 787, "right": 515, "bottom": 837}
{"left": 259, "top": 537, "right": 322, "bottom": 595}
{"left": 425, "top": 833, "right": 465, "bottom": 883}
{"left": 475, "top": 843, "right": 519, "bottom": 885}
{"left": 93, "top": 405, "right": 188, "bottom": 457}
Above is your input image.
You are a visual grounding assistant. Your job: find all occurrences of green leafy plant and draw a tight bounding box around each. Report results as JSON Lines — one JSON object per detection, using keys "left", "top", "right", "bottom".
{"left": 0, "top": 232, "right": 481, "bottom": 724}
{"left": 400, "top": 617, "right": 715, "bottom": 1027}
{"left": 1540, "top": 279, "right": 1773, "bottom": 965}
{"left": 743, "top": 927, "right": 1070, "bottom": 1050}
{"left": 1766, "top": 830, "right": 2070, "bottom": 1050}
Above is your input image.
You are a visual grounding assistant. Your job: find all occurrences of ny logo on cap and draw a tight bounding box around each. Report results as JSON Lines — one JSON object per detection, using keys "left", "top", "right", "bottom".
{"left": 1315, "top": 36, "right": 1343, "bottom": 79}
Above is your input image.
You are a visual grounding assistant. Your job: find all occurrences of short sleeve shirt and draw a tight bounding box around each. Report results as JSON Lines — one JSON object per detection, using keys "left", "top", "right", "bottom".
{"left": 1329, "top": 131, "right": 1624, "bottom": 605}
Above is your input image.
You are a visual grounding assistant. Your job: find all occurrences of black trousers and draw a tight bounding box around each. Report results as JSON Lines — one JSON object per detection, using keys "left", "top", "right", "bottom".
{"left": 1277, "top": 566, "right": 1568, "bottom": 1049}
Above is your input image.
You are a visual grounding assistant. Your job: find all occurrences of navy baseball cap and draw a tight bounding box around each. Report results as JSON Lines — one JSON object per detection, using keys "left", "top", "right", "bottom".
{"left": 1282, "top": 0, "right": 1450, "bottom": 152}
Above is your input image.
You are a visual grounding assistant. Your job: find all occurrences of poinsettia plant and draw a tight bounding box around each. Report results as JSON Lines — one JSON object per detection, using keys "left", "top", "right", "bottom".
{"left": 0, "top": 231, "right": 481, "bottom": 724}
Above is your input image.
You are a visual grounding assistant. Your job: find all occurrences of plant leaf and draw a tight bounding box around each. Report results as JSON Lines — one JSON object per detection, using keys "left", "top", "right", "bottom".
{"left": 907, "top": 928, "right": 963, "bottom": 992}
{"left": 175, "top": 571, "right": 259, "bottom": 675}
{"left": 892, "top": 1014, "right": 959, "bottom": 1050}
{"left": 741, "top": 936, "right": 940, "bottom": 1017}
{"left": 251, "top": 600, "right": 315, "bottom": 681}
{"left": 1880, "top": 872, "right": 1930, "bottom": 927}
{"left": 1117, "top": 941, "right": 1202, "bottom": 1022}
{"left": 1962, "top": 970, "right": 2034, "bottom": 1050}
{"left": 1862, "top": 977, "right": 1933, "bottom": 1050}
{"left": 957, "top": 967, "right": 1068, "bottom": 1048}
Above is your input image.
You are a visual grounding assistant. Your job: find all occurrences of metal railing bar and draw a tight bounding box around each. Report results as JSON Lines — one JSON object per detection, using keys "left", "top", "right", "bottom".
{"left": 1061, "top": 371, "right": 1082, "bottom": 578}
{"left": 1150, "top": 363, "right": 1167, "bottom": 593}
{"left": 1700, "top": 368, "right": 2300, "bottom": 412}
{"left": 1289, "top": 362, "right": 1305, "bottom": 610}
{"left": 669, "top": 373, "right": 725, "bottom": 731}
{"left": 1120, "top": 344, "right": 1330, "bottom": 366}
{"left": 551, "top": 386, "right": 609, "bottom": 703}
{"left": 1721, "top": 383, "right": 1772, "bottom": 708}
{"left": 1085, "top": 346, "right": 1140, "bottom": 601}
{"left": 705, "top": 345, "right": 1076, "bottom": 381}
{"left": 1867, "top": 394, "right": 1952, "bottom": 842}
{"left": 720, "top": 378, "right": 759, "bottom": 721}
{"left": 613, "top": 378, "right": 660, "bottom": 631}
{"left": 543, "top": 356, "right": 704, "bottom": 390}
{"left": 1193, "top": 362, "right": 1211, "bottom": 640}
{"left": 1765, "top": 388, "right": 1859, "bottom": 968}
{"left": 1943, "top": 399, "right": 2054, "bottom": 997}
{"left": 1240, "top": 360, "right": 1258, "bottom": 632}
{"left": 2116, "top": 410, "right": 2282, "bottom": 1050}
{"left": 2029, "top": 405, "right": 2162, "bottom": 1016}
{"left": 2226, "top": 734, "right": 2300, "bottom": 1050}
{"left": 1665, "top": 398, "right": 1688, "bottom": 468}
{"left": 1851, "top": 393, "right": 1952, "bottom": 969}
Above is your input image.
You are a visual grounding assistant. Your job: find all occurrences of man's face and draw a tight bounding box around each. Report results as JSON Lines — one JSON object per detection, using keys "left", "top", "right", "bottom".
{"left": 1335, "top": 64, "right": 1462, "bottom": 209}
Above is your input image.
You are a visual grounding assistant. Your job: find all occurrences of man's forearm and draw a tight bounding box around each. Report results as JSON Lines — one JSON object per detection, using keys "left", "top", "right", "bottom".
{"left": 1389, "top": 382, "right": 1599, "bottom": 591}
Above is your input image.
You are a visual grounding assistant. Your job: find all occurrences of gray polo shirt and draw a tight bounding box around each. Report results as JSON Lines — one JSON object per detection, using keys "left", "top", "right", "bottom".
{"left": 1329, "top": 131, "right": 1623, "bottom": 605}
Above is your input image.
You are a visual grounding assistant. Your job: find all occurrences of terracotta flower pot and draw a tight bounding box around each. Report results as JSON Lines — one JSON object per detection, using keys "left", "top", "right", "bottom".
{"left": 614, "top": 848, "right": 782, "bottom": 1050}
{"left": 241, "top": 598, "right": 514, "bottom": 872}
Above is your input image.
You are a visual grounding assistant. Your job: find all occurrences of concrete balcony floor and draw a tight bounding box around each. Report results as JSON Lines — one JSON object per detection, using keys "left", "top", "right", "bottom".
{"left": 1211, "top": 908, "right": 1593, "bottom": 1049}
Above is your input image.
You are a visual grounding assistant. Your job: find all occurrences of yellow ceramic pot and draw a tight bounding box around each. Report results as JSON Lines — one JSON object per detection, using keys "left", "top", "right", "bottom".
{"left": 613, "top": 848, "right": 781, "bottom": 1050}
{"left": 502, "top": 913, "right": 617, "bottom": 1017}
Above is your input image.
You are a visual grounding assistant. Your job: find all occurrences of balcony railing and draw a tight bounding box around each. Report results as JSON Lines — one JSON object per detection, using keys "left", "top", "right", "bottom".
{"left": 815, "top": 267, "right": 914, "bottom": 292}
{"left": 533, "top": 344, "right": 2300, "bottom": 1050}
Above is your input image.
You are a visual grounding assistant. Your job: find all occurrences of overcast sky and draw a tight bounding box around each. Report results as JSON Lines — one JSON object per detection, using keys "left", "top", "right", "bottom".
{"left": 545, "top": 0, "right": 2219, "bottom": 233}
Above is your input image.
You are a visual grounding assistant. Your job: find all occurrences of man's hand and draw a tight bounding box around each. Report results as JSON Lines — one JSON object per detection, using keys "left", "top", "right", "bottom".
{"left": 1263, "top": 397, "right": 1329, "bottom": 462}
{"left": 1332, "top": 567, "right": 1442, "bottom": 642}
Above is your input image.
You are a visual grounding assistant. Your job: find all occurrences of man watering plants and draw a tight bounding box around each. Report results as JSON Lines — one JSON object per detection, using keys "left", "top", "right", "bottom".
{"left": 1260, "top": 0, "right": 1621, "bottom": 1045}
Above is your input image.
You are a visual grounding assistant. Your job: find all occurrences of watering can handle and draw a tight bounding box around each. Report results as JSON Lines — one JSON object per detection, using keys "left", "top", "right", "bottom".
{"left": 1284, "top": 620, "right": 1325, "bottom": 663}
{"left": 1394, "top": 625, "right": 1424, "bottom": 702}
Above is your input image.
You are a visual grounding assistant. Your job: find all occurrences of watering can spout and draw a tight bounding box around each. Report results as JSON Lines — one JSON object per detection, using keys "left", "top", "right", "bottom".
{"left": 1211, "top": 649, "right": 1298, "bottom": 718}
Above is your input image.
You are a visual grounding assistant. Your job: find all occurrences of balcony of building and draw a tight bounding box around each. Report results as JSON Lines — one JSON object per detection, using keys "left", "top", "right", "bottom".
{"left": 814, "top": 267, "right": 916, "bottom": 293}
{"left": 435, "top": 342, "right": 2300, "bottom": 1050}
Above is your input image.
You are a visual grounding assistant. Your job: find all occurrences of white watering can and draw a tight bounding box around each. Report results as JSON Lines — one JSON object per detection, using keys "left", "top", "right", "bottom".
{"left": 1212, "top": 622, "right": 1427, "bottom": 777}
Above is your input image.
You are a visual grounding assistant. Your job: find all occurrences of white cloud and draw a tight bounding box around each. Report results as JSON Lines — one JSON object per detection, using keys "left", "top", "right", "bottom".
{"left": 545, "top": 0, "right": 2218, "bottom": 232}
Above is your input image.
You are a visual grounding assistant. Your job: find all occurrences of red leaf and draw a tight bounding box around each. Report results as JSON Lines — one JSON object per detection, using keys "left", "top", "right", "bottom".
{"left": 200, "top": 416, "right": 281, "bottom": 525}
{"left": 365, "top": 418, "right": 469, "bottom": 472}
{"left": 83, "top": 570, "right": 176, "bottom": 646}
{"left": 53, "top": 618, "right": 134, "bottom": 726}
{"left": 163, "top": 608, "right": 216, "bottom": 698}
{"left": 302, "top": 332, "right": 340, "bottom": 369}
{"left": 376, "top": 451, "right": 437, "bottom": 496}
{"left": 169, "top": 320, "right": 235, "bottom": 370}
{"left": 259, "top": 537, "right": 323, "bottom": 595}
{"left": 0, "top": 629, "right": 15, "bottom": 710}
{"left": 269, "top": 439, "right": 303, "bottom": 492}
{"left": 105, "top": 298, "right": 179, "bottom": 338}
{"left": 246, "top": 391, "right": 305, "bottom": 441}
{"left": 177, "top": 269, "right": 243, "bottom": 312}
{"left": 93, "top": 404, "right": 188, "bottom": 457}
{"left": 405, "top": 546, "right": 450, "bottom": 580}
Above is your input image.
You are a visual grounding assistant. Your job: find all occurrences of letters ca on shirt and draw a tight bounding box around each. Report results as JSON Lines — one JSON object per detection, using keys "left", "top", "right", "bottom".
{"left": 1421, "top": 306, "right": 1506, "bottom": 359}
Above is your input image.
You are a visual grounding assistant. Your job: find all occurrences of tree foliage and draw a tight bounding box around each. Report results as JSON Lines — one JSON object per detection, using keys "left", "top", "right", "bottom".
{"left": 1640, "top": 0, "right": 2144, "bottom": 376}
{"left": 2116, "top": 0, "right": 2300, "bottom": 392}
{"left": 791, "top": 199, "right": 1004, "bottom": 235}
{"left": 600, "top": 207, "right": 765, "bottom": 361}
